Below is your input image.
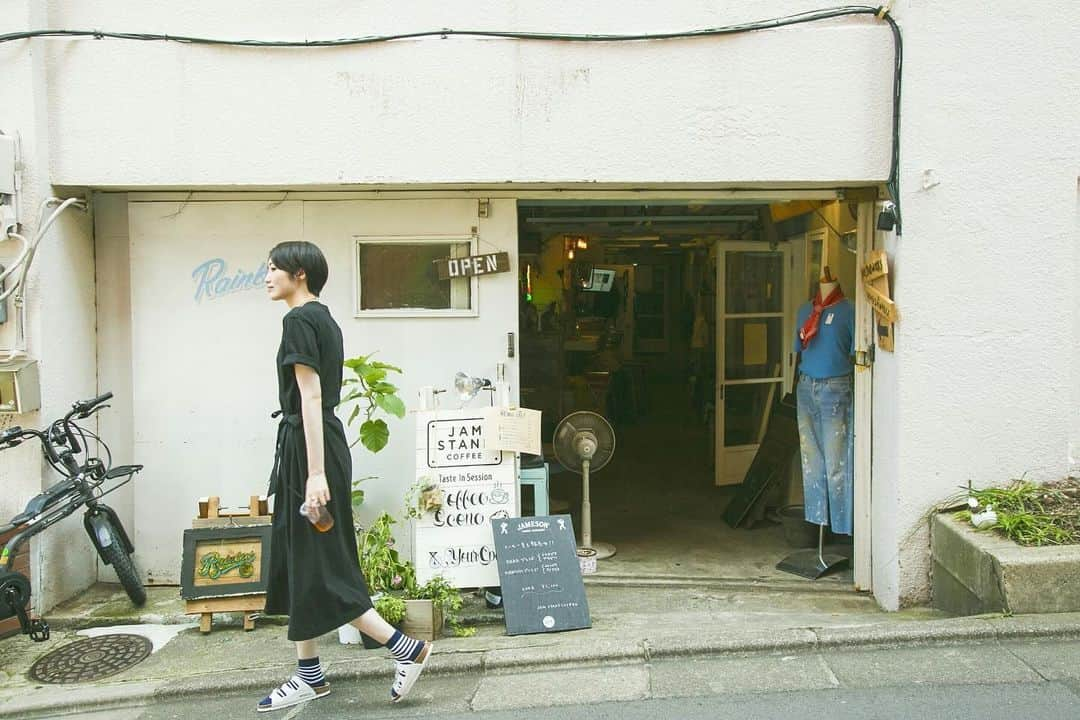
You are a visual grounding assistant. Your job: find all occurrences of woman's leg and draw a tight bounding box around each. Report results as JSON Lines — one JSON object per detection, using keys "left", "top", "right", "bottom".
{"left": 350, "top": 608, "right": 432, "bottom": 703}
{"left": 349, "top": 608, "right": 396, "bottom": 644}
{"left": 295, "top": 639, "right": 319, "bottom": 661}
{"left": 256, "top": 638, "right": 330, "bottom": 712}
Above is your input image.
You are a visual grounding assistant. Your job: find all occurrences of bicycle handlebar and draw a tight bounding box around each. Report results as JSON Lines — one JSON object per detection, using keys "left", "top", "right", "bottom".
{"left": 72, "top": 392, "right": 113, "bottom": 419}
{"left": 0, "top": 391, "right": 116, "bottom": 461}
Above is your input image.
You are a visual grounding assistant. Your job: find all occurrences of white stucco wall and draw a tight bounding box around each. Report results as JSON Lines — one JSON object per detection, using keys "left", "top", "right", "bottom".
{"left": 2, "top": 1, "right": 1074, "bottom": 610}
{"left": 869, "top": 2, "right": 1080, "bottom": 607}
{"left": 1, "top": 0, "right": 100, "bottom": 613}
{"left": 41, "top": 1, "right": 894, "bottom": 187}
{"left": 123, "top": 198, "right": 518, "bottom": 581}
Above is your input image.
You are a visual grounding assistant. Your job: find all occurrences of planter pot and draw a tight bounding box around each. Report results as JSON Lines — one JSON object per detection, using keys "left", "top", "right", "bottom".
{"left": 932, "top": 513, "right": 1080, "bottom": 615}
{"left": 337, "top": 623, "right": 363, "bottom": 645}
{"left": 401, "top": 599, "right": 444, "bottom": 641}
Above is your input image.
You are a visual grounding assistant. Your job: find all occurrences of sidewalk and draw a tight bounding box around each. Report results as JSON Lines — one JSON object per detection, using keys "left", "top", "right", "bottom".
{"left": 3, "top": 581, "right": 1080, "bottom": 718}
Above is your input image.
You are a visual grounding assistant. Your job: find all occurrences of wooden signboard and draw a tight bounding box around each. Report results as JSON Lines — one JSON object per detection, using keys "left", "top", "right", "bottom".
{"left": 434, "top": 252, "right": 510, "bottom": 280}
{"left": 181, "top": 525, "right": 271, "bottom": 600}
{"left": 414, "top": 408, "right": 518, "bottom": 588}
{"left": 491, "top": 515, "right": 591, "bottom": 636}
{"left": 862, "top": 249, "right": 897, "bottom": 352}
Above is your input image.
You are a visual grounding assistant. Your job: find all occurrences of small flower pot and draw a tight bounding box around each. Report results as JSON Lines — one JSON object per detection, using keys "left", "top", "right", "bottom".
{"left": 401, "top": 599, "right": 443, "bottom": 642}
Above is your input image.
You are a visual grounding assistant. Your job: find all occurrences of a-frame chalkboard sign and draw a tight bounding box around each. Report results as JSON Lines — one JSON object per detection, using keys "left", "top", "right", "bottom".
{"left": 491, "top": 515, "right": 591, "bottom": 636}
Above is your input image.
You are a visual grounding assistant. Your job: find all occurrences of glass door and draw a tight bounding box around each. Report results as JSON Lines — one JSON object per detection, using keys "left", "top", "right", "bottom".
{"left": 715, "top": 243, "right": 789, "bottom": 486}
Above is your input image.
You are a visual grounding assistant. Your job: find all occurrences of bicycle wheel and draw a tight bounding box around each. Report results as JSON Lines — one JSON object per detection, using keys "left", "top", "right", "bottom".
{"left": 98, "top": 518, "right": 147, "bottom": 607}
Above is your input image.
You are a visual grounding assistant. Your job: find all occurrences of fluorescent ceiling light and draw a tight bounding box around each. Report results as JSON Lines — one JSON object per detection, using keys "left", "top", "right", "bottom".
{"left": 526, "top": 214, "right": 758, "bottom": 224}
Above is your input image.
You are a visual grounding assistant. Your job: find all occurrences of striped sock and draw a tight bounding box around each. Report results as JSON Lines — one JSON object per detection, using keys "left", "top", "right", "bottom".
{"left": 385, "top": 630, "right": 425, "bottom": 662}
{"left": 297, "top": 656, "right": 325, "bottom": 688}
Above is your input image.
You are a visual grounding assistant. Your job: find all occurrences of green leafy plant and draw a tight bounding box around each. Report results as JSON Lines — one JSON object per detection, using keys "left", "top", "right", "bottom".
{"left": 410, "top": 574, "right": 476, "bottom": 638}
{"left": 373, "top": 594, "right": 407, "bottom": 625}
{"left": 357, "top": 512, "right": 416, "bottom": 595}
{"left": 954, "top": 479, "right": 1079, "bottom": 546}
{"left": 340, "top": 353, "right": 406, "bottom": 453}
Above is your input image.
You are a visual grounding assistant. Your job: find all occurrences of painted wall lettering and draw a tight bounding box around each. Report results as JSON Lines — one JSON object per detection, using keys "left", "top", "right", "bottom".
{"left": 191, "top": 258, "right": 268, "bottom": 303}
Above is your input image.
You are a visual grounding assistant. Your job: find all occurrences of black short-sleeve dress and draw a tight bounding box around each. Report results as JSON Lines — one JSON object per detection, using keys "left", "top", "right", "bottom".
{"left": 264, "top": 301, "right": 373, "bottom": 641}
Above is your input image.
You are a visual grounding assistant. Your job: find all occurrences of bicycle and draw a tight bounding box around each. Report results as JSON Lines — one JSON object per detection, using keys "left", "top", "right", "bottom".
{"left": 0, "top": 391, "right": 145, "bottom": 642}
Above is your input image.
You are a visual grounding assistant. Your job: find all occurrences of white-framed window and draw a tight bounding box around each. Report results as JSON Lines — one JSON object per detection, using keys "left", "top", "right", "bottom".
{"left": 353, "top": 235, "right": 477, "bottom": 317}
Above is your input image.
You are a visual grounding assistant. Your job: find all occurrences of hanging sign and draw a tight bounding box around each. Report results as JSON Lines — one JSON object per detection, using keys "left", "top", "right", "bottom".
{"left": 434, "top": 252, "right": 511, "bottom": 280}
{"left": 482, "top": 407, "right": 542, "bottom": 456}
{"left": 860, "top": 250, "right": 889, "bottom": 283}
{"left": 414, "top": 409, "right": 518, "bottom": 588}
{"left": 861, "top": 249, "right": 897, "bottom": 351}
{"left": 865, "top": 285, "right": 900, "bottom": 324}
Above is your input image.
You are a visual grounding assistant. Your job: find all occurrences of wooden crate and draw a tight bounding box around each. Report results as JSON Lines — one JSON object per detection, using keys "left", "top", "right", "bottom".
{"left": 401, "top": 599, "right": 443, "bottom": 642}
{"left": 0, "top": 525, "right": 31, "bottom": 639}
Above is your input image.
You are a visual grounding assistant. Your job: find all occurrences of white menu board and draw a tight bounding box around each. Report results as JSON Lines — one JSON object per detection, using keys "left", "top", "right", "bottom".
{"left": 413, "top": 409, "right": 517, "bottom": 588}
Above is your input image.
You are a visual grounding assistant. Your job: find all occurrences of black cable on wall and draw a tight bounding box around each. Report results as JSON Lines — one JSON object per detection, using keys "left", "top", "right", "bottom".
{"left": 1, "top": 4, "right": 903, "bottom": 234}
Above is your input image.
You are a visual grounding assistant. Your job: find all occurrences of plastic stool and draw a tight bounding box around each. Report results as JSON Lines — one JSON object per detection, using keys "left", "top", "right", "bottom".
{"left": 518, "top": 463, "right": 550, "bottom": 517}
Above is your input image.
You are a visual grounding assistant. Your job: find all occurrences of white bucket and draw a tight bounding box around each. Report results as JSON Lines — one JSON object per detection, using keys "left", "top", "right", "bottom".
{"left": 577, "top": 548, "right": 598, "bottom": 575}
{"left": 337, "top": 623, "right": 363, "bottom": 644}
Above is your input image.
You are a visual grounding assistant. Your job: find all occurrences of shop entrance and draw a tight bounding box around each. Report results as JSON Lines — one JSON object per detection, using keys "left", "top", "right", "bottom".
{"left": 516, "top": 198, "right": 863, "bottom": 586}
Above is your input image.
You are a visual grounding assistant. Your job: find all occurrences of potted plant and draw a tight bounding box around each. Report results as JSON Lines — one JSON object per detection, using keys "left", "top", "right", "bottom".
{"left": 404, "top": 574, "right": 475, "bottom": 640}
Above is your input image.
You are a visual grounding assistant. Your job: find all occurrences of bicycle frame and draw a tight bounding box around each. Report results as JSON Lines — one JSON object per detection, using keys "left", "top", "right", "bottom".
{"left": 0, "top": 391, "right": 141, "bottom": 641}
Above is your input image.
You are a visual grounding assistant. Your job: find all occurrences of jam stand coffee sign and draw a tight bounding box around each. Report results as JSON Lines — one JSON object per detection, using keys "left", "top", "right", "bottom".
{"left": 413, "top": 408, "right": 517, "bottom": 587}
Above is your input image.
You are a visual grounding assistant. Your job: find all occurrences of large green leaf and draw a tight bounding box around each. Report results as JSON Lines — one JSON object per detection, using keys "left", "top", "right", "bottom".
{"left": 360, "top": 419, "right": 390, "bottom": 453}
{"left": 344, "top": 355, "right": 371, "bottom": 370}
{"left": 376, "top": 393, "right": 406, "bottom": 419}
{"left": 359, "top": 366, "right": 387, "bottom": 384}
{"left": 369, "top": 361, "right": 403, "bottom": 374}
{"left": 371, "top": 381, "right": 399, "bottom": 395}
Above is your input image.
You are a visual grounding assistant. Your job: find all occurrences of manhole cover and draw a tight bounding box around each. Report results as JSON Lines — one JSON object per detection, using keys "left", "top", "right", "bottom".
{"left": 28, "top": 634, "right": 153, "bottom": 684}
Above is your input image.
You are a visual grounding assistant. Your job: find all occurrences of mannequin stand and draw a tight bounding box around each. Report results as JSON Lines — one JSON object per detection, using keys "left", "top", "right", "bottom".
{"left": 776, "top": 524, "right": 848, "bottom": 580}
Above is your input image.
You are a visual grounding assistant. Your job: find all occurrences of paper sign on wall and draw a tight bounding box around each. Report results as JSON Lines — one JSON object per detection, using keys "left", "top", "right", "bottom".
{"left": 414, "top": 409, "right": 518, "bottom": 588}
{"left": 483, "top": 407, "right": 542, "bottom": 456}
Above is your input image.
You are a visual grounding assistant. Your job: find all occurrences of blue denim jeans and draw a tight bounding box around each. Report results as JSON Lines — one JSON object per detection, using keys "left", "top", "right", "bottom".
{"left": 796, "top": 374, "right": 854, "bottom": 535}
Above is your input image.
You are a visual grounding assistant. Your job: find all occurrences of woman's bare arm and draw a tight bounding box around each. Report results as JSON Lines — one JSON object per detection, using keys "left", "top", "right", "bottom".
{"left": 295, "top": 363, "right": 330, "bottom": 505}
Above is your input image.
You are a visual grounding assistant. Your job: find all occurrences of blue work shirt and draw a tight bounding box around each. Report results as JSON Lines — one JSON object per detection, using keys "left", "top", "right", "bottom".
{"left": 793, "top": 298, "right": 854, "bottom": 378}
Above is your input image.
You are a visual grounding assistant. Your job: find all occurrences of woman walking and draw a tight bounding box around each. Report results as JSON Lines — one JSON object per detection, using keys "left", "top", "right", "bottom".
{"left": 258, "top": 241, "right": 431, "bottom": 713}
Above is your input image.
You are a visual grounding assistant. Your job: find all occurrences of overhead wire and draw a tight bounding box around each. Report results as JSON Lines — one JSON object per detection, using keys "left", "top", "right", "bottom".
{"left": 0, "top": 5, "right": 903, "bottom": 234}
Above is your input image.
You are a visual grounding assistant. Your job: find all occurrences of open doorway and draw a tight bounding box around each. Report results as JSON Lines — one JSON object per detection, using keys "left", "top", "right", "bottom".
{"left": 516, "top": 199, "right": 862, "bottom": 586}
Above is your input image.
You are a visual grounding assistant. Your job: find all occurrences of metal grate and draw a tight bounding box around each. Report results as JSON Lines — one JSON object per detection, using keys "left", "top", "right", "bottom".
{"left": 28, "top": 633, "right": 152, "bottom": 684}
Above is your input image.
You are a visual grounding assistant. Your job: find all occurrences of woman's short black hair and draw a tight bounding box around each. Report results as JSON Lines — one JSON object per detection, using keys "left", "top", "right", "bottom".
{"left": 268, "top": 241, "right": 329, "bottom": 296}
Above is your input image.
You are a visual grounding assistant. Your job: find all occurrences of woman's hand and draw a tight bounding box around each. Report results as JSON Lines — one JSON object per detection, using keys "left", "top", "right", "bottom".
{"left": 305, "top": 472, "right": 331, "bottom": 507}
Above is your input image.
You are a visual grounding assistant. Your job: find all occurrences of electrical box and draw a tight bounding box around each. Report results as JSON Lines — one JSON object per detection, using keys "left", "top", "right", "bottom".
{"left": 0, "top": 359, "right": 40, "bottom": 414}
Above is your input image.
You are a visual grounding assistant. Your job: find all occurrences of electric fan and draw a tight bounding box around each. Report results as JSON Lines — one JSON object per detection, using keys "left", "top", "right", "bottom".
{"left": 553, "top": 411, "right": 616, "bottom": 559}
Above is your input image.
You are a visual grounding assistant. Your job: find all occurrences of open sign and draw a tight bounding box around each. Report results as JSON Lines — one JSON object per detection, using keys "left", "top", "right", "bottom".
{"left": 434, "top": 252, "right": 510, "bottom": 280}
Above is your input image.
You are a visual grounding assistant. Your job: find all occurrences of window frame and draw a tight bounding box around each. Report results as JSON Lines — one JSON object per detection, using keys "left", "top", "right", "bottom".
{"left": 352, "top": 234, "right": 479, "bottom": 318}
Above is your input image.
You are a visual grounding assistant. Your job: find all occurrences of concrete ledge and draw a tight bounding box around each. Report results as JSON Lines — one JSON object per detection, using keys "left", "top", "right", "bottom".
{"left": 932, "top": 513, "right": 1080, "bottom": 615}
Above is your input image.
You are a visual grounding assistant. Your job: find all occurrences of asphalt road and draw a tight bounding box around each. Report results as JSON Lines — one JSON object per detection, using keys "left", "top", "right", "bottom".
{"left": 31, "top": 638, "right": 1080, "bottom": 720}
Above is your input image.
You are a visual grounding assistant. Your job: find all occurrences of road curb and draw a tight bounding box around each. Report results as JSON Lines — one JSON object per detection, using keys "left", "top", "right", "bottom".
{"left": 5, "top": 614, "right": 1080, "bottom": 718}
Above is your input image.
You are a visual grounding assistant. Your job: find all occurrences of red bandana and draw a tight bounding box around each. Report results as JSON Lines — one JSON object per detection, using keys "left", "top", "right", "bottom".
{"left": 799, "top": 285, "right": 845, "bottom": 350}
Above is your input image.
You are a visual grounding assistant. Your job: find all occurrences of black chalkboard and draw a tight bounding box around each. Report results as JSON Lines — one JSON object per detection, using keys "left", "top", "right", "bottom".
{"left": 491, "top": 514, "right": 591, "bottom": 636}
